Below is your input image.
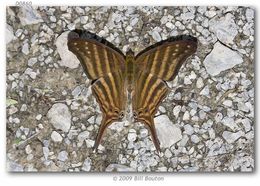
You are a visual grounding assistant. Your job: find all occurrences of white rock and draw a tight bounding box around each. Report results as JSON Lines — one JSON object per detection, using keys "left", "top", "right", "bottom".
{"left": 57, "top": 151, "right": 68, "bottom": 161}
{"left": 82, "top": 158, "right": 91, "bottom": 171}
{"left": 25, "top": 145, "right": 32, "bottom": 154}
{"left": 245, "top": 8, "right": 254, "bottom": 21}
{"left": 50, "top": 16, "right": 56, "bottom": 22}
{"left": 51, "top": 131, "right": 63, "bottom": 142}
{"left": 183, "top": 124, "right": 194, "bottom": 135}
{"left": 105, "top": 164, "right": 135, "bottom": 172}
{"left": 209, "top": 13, "right": 238, "bottom": 44}
{"left": 222, "top": 130, "right": 244, "bottom": 143}
{"left": 200, "top": 85, "right": 210, "bottom": 96}
{"left": 237, "top": 102, "right": 250, "bottom": 112}
{"left": 7, "top": 161, "right": 24, "bottom": 172}
{"left": 47, "top": 103, "right": 71, "bottom": 132}
{"left": 36, "top": 114, "right": 42, "bottom": 120}
{"left": 203, "top": 42, "right": 243, "bottom": 76}
{"left": 191, "top": 134, "right": 200, "bottom": 143}
{"left": 166, "top": 22, "right": 175, "bottom": 29}
{"left": 139, "top": 128, "right": 148, "bottom": 138}
{"left": 28, "top": 57, "right": 38, "bottom": 66}
{"left": 77, "top": 131, "right": 90, "bottom": 142}
{"left": 173, "top": 105, "right": 181, "bottom": 117}
{"left": 154, "top": 115, "right": 182, "bottom": 148}
{"left": 241, "top": 118, "right": 251, "bottom": 132}
{"left": 223, "top": 100, "right": 233, "bottom": 107}
{"left": 19, "top": 6, "right": 43, "bottom": 25}
{"left": 222, "top": 117, "right": 238, "bottom": 131}
{"left": 42, "top": 147, "right": 49, "bottom": 160}
{"left": 183, "top": 111, "right": 190, "bottom": 120}
{"left": 85, "top": 139, "right": 95, "bottom": 148}
{"left": 6, "top": 24, "right": 15, "bottom": 44}
{"left": 215, "top": 112, "right": 223, "bottom": 122}
{"left": 127, "top": 132, "right": 137, "bottom": 142}
{"left": 22, "top": 43, "right": 30, "bottom": 55}
{"left": 55, "top": 31, "right": 80, "bottom": 69}
{"left": 152, "top": 30, "right": 161, "bottom": 42}
{"left": 164, "top": 149, "right": 172, "bottom": 158}
{"left": 130, "top": 17, "right": 138, "bottom": 26}
{"left": 126, "top": 25, "right": 133, "bottom": 31}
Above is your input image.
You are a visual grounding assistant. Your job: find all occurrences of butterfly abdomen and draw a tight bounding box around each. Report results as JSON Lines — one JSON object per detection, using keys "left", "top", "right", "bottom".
{"left": 125, "top": 51, "right": 136, "bottom": 93}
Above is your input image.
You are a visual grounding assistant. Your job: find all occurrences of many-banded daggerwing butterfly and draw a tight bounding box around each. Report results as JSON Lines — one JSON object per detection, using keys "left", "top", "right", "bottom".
{"left": 67, "top": 29, "right": 197, "bottom": 152}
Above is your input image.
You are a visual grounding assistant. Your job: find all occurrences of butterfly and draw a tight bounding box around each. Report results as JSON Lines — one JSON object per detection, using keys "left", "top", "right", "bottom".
{"left": 67, "top": 29, "right": 197, "bottom": 152}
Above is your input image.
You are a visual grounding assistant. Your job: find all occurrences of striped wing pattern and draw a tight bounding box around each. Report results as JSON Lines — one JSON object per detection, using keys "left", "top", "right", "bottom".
{"left": 132, "top": 71, "right": 169, "bottom": 151}
{"left": 136, "top": 37, "right": 197, "bottom": 81}
{"left": 67, "top": 30, "right": 198, "bottom": 152}
{"left": 91, "top": 71, "right": 126, "bottom": 150}
{"left": 67, "top": 30, "right": 125, "bottom": 80}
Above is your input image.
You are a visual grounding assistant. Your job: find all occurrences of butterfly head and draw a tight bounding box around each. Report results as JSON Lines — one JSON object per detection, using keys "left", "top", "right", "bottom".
{"left": 126, "top": 49, "right": 135, "bottom": 57}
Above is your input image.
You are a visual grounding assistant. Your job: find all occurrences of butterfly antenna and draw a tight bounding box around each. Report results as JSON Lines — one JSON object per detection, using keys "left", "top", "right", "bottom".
{"left": 120, "top": 20, "right": 128, "bottom": 49}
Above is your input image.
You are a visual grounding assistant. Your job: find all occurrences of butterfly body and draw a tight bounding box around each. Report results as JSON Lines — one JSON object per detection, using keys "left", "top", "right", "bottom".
{"left": 67, "top": 30, "right": 197, "bottom": 152}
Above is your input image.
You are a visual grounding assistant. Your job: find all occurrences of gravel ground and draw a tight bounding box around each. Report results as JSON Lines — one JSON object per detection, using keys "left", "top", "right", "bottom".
{"left": 6, "top": 6, "right": 254, "bottom": 172}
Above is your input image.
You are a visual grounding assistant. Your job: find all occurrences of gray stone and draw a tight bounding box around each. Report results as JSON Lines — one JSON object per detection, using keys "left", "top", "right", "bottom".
{"left": 77, "top": 131, "right": 90, "bottom": 142}
{"left": 57, "top": 151, "right": 68, "bottom": 161}
{"left": 47, "top": 103, "right": 71, "bottom": 133}
{"left": 245, "top": 8, "right": 254, "bottom": 21}
{"left": 222, "top": 130, "right": 244, "bottom": 143}
{"left": 140, "top": 128, "right": 148, "bottom": 138}
{"left": 127, "top": 131, "right": 137, "bottom": 142}
{"left": 28, "top": 57, "right": 38, "bottom": 66}
{"left": 51, "top": 131, "right": 63, "bottom": 142}
{"left": 82, "top": 158, "right": 92, "bottom": 171}
{"left": 164, "top": 149, "right": 172, "bottom": 158}
{"left": 22, "top": 43, "right": 30, "bottom": 55}
{"left": 6, "top": 24, "right": 15, "bottom": 44}
{"left": 203, "top": 42, "right": 243, "bottom": 76}
{"left": 36, "top": 114, "right": 42, "bottom": 120}
{"left": 209, "top": 13, "right": 238, "bottom": 44}
{"left": 55, "top": 31, "right": 80, "bottom": 69}
{"left": 154, "top": 115, "right": 182, "bottom": 148}
{"left": 152, "top": 30, "right": 161, "bottom": 42}
{"left": 42, "top": 147, "right": 49, "bottom": 160}
{"left": 105, "top": 164, "right": 135, "bottom": 172}
{"left": 191, "top": 134, "right": 200, "bottom": 144}
{"left": 7, "top": 161, "right": 24, "bottom": 172}
{"left": 183, "top": 124, "right": 194, "bottom": 135}
{"left": 19, "top": 6, "right": 43, "bottom": 25}
{"left": 72, "top": 86, "right": 82, "bottom": 97}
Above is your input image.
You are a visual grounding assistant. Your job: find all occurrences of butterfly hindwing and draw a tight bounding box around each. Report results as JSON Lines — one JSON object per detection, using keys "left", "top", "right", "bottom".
{"left": 135, "top": 35, "right": 197, "bottom": 81}
{"left": 132, "top": 71, "right": 170, "bottom": 152}
{"left": 91, "top": 71, "right": 126, "bottom": 150}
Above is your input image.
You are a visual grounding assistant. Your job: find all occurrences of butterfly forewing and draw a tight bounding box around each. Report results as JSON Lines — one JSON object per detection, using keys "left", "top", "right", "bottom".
{"left": 135, "top": 36, "right": 197, "bottom": 81}
{"left": 67, "top": 30, "right": 125, "bottom": 80}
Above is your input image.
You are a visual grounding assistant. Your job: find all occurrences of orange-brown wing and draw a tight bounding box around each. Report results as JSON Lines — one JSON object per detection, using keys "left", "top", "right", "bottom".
{"left": 135, "top": 35, "right": 197, "bottom": 81}
{"left": 132, "top": 71, "right": 169, "bottom": 152}
{"left": 91, "top": 71, "right": 126, "bottom": 150}
{"left": 67, "top": 29, "right": 125, "bottom": 80}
